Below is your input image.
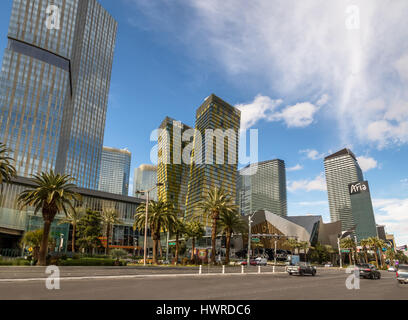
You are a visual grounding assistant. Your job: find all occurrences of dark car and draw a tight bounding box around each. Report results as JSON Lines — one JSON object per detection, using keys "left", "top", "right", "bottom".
{"left": 286, "top": 262, "right": 317, "bottom": 276}
{"left": 357, "top": 264, "right": 381, "bottom": 280}
{"left": 396, "top": 265, "right": 408, "bottom": 284}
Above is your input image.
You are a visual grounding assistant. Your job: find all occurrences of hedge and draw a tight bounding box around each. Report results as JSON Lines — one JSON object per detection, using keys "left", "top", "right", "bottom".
{"left": 57, "top": 258, "right": 117, "bottom": 266}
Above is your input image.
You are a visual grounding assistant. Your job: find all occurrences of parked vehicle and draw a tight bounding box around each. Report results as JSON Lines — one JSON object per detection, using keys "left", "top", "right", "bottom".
{"left": 286, "top": 262, "right": 316, "bottom": 276}
{"left": 324, "top": 262, "right": 333, "bottom": 267}
{"left": 241, "top": 259, "right": 257, "bottom": 266}
{"left": 387, "top": 266, "right": 397, "bottom": 272}
{"left": 357, "top": 264, "right": 381, "bottom": 280}
{"left": 254, "top": 257, "right": 268, "bottom": 266}
{"left": 396, "top": 265, "right": 408, "bottom": 284}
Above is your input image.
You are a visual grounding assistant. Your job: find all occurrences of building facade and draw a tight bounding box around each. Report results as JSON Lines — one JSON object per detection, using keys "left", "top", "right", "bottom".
{"left": 133, "top": 164, "right": 158, "bottom": 201}
{"left": 348, "top": 181, "right": 377, "bottom": 241}
{"left": 157, "top": 117, "right": 191, "bottom": 216}
{"left": 98, "top": 146, "right": 131, "bottom": 196}
{"left": 185, "top": 94, "right": 241, "bottom": 222}
{"left": 324, "top": 148, "right": 364, "bottom": 232}
{"left": 0, "top": 0, "right": 117, "bottom": 190}
{"left": 237, "top": 159, "right": 287, "bottom": 217}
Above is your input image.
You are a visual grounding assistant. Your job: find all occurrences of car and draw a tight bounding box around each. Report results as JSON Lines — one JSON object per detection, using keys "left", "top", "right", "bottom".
{"left": 241, "top": 259, "right": 257, "bottom": 266}
{"left": 286, "top": 262, "right": 317, "bottom": 276}
{"left": 396, "top": 265, "right": 408, "bottom": 284}
{"left": 324, "top": 262, "right": 333, "bottom": 267}
{"left": 254, "top": 257, "right": 268, "bottom": 266}
{"left": 357, "top": 264, "right": 381, "bottom": 280}
{"left": 387, "top": 266, "right": 397, "bottom": 272}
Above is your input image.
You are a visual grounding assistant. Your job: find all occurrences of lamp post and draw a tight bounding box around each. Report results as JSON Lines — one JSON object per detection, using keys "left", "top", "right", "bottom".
{"left": 247, "top": 210, "right": 261, "bottom": 267}
{"left": 337, "top": 228, "right": 356, "bottom": 269}
{"left": 136, "top": 183, "right": 163, "bottom": 266}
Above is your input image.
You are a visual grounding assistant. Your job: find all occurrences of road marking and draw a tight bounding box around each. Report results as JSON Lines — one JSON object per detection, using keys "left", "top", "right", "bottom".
{"left": 0, "top": 271, "right": 288, "bottom": 283}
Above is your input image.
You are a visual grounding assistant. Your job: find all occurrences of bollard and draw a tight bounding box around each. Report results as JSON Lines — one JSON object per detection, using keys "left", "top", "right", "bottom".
{"left": 199, "top": 265, "right": 202, "bottom": 275}
{"left": 258, "top": 265, "right": 261, "bottom": 274}
{"left": 222, "top": 265, "right": 225, "bottom": 274}
{"left": 273, "top": 265, "right": 275, "bottom": 273}
{"left": 241, "top": 265, "right": 245, "bottom": 274}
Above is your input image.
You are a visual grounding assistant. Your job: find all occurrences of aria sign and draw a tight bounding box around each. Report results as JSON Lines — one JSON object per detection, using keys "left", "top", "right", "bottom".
{"left": 349, "top": 181, "right": 370, "bottom": 195}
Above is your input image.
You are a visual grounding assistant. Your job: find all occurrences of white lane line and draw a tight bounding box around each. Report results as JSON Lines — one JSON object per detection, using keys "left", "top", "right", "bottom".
{"left": 0, "top": 272, "right": 288, "bottom": 283}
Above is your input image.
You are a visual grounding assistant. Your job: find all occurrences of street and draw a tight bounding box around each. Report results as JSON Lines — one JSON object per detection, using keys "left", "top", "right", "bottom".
{"left": 0, "top": 266, "right": 407, "bottom": 300}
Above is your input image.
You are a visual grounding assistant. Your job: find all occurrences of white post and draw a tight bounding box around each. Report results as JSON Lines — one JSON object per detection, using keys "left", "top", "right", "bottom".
{"left": 199, "top": 265, "right": 202, "bottom": 275}
{"left": 258, "top": 265, "right": 261, "bottom": 274}
{"left": 241, "top": 265, "right": 244, "bottom": 274}
{"left": 222, "top": 265, "right": 225, "bottom": 274}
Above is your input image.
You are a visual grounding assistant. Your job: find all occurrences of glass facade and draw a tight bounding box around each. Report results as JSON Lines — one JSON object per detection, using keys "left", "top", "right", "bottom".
{"left": 324, "top": 148, "right": 364, "bottom": 232}
{"left": 98, "top": 146, "right": 131, "bottom": 196}
{"left": 0, "top": 0, "right": 117, "bottom": 190}
{"left": 185, "top": 94, "right": 241, "bottom": 223}
{"left": 157, "top": 117, "right": 191, "bottom": 216}
{"left": 237, "top": 159, "right": 287, "bottom": 217}
{"left": 133, "top": 164, "right": 158, "bottom": 201}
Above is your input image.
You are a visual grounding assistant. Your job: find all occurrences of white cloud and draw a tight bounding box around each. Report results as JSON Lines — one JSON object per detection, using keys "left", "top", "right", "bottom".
{"left": 300, "top": 149, "right": 326, "bottom": 160}
{"left": 298, "top": 200, "right": 328, "bottom": 206}
{"left": 287, "top": 164, "right": 303, "bottom": 172}
{"left": 236, "top": 95, "right": 322, "bottom": 130}
{"left": 356, "top": 156, "right": 378, "bottom": 172}
{"left": 288, "top": 173, "right": 327, "bottom": 192}
{"left": 373, "top": 198, "right": 408, "bottom": 246}
{"left": 126, "top": 0, "right": 408, "bottom": 149}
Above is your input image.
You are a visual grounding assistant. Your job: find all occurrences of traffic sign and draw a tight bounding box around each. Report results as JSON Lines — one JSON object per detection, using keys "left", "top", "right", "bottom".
{"left": 251, "top": 238, "right": 260, "bottom": 243}
{"left": 168, "top": 242, "right": 176, "bottom": 246}
{"left": 341, "top": 249, "right": 350, "bottom": 253}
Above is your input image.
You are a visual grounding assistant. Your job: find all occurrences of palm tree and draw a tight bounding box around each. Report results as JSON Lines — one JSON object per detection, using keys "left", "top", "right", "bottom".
{"left": 101, "top": 208, "right": 123, "bottom": 255}
{"left": 360, "top": 239, "right": 370, "bottom": 264}
{"left": 198, "top": 187, "right": 237, "bottom": 265}
{"left": 367, "top": 237, "right": 385, "bottom": 267}
{"left": 218, "top": 209, "right": 246, "bottom": 265}
{"left": 299, "top": 241, "right": 310, "bottom": 262}
{"left": 284, "top": 238, "right": 300, "bottom": 255}
{"left": 184, "top": 220, "right": 205, "bottom": 262}
{"left": 385, "top": 246, "right": 396, "bottom": 266}
{"left": 0, "top": 142, "right": 16, "bottom": 194}
{"left": 58, "top": 207, "right": 84, "bottom": 253}
{"left": 171, "top": 217, "right": 186, "bottom": 265}
{"left": 20, "top": 229, "right": 50, "bottom": 262}
{"left": 134, "top": 200, "right": 176, "bottom": 264}
{"left": 17, "top": 171, "right": 81, "bottom": 266}
{"left": 340, "top": 237, "right": 356, "bottom": 265}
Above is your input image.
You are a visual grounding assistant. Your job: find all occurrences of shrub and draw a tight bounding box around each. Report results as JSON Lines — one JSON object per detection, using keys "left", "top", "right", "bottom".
{"left": 57, "top": 257, "right": 116, "bottom": 266}
{"left": 0, "top": 258, "right": 31, "bottom": 266}
{"left": 110, "top": 249, "right": 128, "bottom": 260}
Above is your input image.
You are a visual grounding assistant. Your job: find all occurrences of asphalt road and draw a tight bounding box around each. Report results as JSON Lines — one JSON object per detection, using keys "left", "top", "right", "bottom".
{"left": 0, "top": 266, "right": 406, "bottom": 300}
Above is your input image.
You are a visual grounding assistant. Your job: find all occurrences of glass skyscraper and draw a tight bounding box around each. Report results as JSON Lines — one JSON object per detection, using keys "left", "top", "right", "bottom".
{"left": 0, "top": 0, "right": 117, "bottom": 189}
{"left": 157, "top": 117, "right": 191, "bottom": 216}
{"left": 134, "top": 164, "right": 158, "bottom": 201}
{"left": 98, "top": 147, "right": 131, "bottom": 196}
{"left": 185, "top": 94, "right": 241, "bottom": 222}
{"left": 324, "top": 148, "right": 364, "bottom": 232}
{"left": 237, "top": 159, "right": 287, "bottom": 217}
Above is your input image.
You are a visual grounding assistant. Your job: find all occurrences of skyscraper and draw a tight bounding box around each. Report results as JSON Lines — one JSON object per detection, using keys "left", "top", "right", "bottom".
{"left": 237, "top": 159, "right": 287, "bottom": 217}
{"left": 185, "top": 94, "right": 241, "bottom": 222}
{"left": 0, "top": 0, "right": 117, "bottom": 189}
{"left": 157, "top": 117, "right": 191, "bottom": 216}
{"left": 134, "top": 164, "right": 158, "bottom": 200}
{"left": 98, "top": 147, "right": 131, "bottom": 196}
{"left": 324, "top": 148, "right": 364, "bottom": 232}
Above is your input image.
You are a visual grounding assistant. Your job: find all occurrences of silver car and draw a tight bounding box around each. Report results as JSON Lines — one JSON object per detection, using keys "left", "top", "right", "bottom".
{"left": 397, "top": 265, "right": 408, "bottom": 284}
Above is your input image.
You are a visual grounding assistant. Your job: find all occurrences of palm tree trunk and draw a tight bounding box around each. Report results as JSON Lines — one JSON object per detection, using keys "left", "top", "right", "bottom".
{"left": 364, "top": 250, "right": 368, "bottom": 264}
{"left": 374, "top": 249, "right": 379, "bottom": 267}
{"left": 225, "top": 231, "right": 231, "bottom": 265}
{"left": 175, "top": 233, "right": 179, "bottom": 265}
{"left": 191, "top": 238, "right": 195, "bottom": 261}
{"left": 72, "top": 224, "right": 76, "bottom": 253}
{"left": 348, "top": 252, "right": 352, "bottom": 265}
{"left": 39, "top": 220, "right": 52, "bottom": 266}
{"left": 210, "top": 217, "right": 217, "bottom": 265}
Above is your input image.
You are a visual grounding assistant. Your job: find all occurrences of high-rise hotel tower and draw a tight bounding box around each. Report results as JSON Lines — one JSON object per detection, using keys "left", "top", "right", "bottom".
{"left": 185, "top": 94, "right": 241, "bottom": 222}
{"left": 0, "top": 0, "right": 117, "bottom": 189}
{"left": 324, "top": 148, "right": 364, "bottom": 232}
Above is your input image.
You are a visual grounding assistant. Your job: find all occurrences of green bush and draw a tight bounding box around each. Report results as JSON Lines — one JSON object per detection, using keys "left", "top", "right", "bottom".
{"left": 57, "top": 257, "right": 116, "bottom": 266}
{"left": 0, "top": 258, "right": 31, "bottom": 266}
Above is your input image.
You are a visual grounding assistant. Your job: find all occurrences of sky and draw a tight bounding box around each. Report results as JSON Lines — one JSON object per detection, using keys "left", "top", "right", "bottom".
{"left": 0, "top": 0, "right": 407, "bottom": 245}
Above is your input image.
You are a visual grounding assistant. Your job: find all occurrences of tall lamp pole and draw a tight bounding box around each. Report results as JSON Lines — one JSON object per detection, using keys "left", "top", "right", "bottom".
{"left": 136, "top": 183, "right": 163, "bottom": 267}
{"left": 247, "top": 211, "right": 261, "bottom": 267}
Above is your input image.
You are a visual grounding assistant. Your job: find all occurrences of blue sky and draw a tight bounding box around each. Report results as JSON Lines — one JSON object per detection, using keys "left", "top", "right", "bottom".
{"left": 0, "top": 0, "right": 407, "bottom": 245}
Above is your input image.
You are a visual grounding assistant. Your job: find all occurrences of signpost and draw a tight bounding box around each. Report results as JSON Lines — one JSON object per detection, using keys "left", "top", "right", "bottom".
{"left": 251, "top": 238, "right": 260, "bottom": 243}
{"left": 341, "top": 249, "right": 350, "bottom": 253}
{"left": 168, "top": 242, "right": 176, "bottom": 246}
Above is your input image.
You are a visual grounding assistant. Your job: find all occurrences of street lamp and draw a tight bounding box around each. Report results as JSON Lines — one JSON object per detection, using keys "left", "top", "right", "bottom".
{"left": 247, "top": 210, "right": 262, "bottom": 267}
{"left": 337, "top": 228, "right": 356, "bottom": 269}
{"left": 136, "top": 182, "right": 164, "bottom": 266}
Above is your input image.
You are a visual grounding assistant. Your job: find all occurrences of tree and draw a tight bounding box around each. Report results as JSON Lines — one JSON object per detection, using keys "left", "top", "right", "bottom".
{"left": 133, "top": 200, "right": 176, "bottom": 264}
{"left": 0, "top": 142, "right": 16, "bottom": 195}
{"left": 198, "top": 187, "right": 237, "bottom": 265}
{"left": 299, "top": 241, "right": 310, "bottom": 262}
{"left": 184, "top": 220, "right": 205, "bottom": 262}
{"left": 58, "top": 207, "right": 84, "bottom": 253}
{"left": 170, "top": 217, "right": 186, "bottom": 265}
{"left": 218, "top": 210, "right": 246, "bottom": 265}
{"left": 77, "top": 209, "right": 103, "bottom": 253}
{"left": 101, "top": 208, "right": 123, "bottom": 255}
{"left": 340, "top": 237, "right": 356, "bottom": 265}
{"left": 284, "top": 238, "right": 300, "bottom": 255}
{"left": 367, "top": 237, "right": 386, "bottom": 267}
{"left": 385, "top": 246, "right": 396, "bottom": 266}
{"left": 360, "top": 239, "right": 370, "bottom": 264}
{"left": 17, "top": 171, "right": 81, "bottom": 266}
{"left": 21, "top": 229, "right": 51, "bottom": 262}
